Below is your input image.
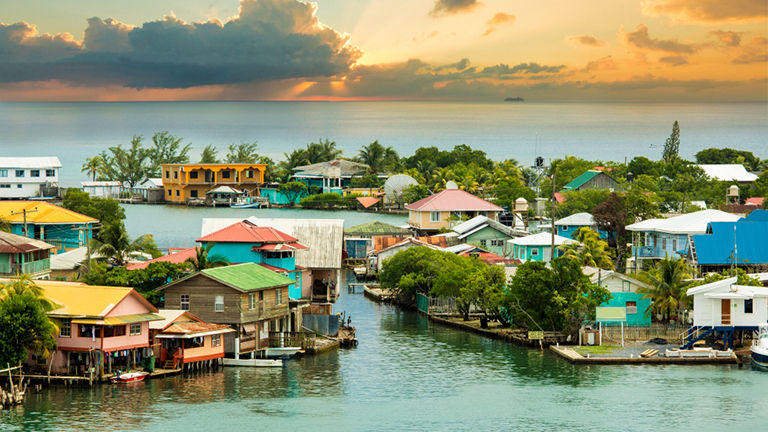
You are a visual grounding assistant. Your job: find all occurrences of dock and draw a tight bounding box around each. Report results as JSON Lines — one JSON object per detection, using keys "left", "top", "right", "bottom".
{"left": 549, "top": 345, "right": 739, "bottom": 365}
{"left": 363, "top": 285, "right": 395, "bottom": 302}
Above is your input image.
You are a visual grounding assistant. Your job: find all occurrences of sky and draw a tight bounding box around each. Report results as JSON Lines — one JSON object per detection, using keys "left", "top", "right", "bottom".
{"left": 0, "top": 0, "right": 766, "bottom": 101}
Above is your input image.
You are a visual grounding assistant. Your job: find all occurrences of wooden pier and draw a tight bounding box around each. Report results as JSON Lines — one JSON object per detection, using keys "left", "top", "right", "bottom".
{"left": 549, "top": 345, "right": 739, "bottom": 365}
{"left": 363, "top": 285, "right": 395, "bottom": 302}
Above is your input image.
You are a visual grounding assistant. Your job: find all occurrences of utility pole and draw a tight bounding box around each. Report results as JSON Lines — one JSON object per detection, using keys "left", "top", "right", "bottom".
{"left": 72, "top": 223, "right": 98, "bottom": 274}
{"left": 11, "top": 207, "right": 38, "bottom": 238}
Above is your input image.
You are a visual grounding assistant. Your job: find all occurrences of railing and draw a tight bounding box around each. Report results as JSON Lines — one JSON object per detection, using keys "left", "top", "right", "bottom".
{"left": 268, "top": 331, "right": 316, "bottom": 349}
{"left": 632, "top": 246, "right": 666, "bottom": 258}
{"left": 0, "top": 258, "right": 50, "bottom": 275}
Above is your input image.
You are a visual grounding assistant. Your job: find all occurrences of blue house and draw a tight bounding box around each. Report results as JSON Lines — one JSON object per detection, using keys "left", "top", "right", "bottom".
{"left": 692, "top": 209, "right": 768, "bottom": 272}
{"left": 554, "top": 212, "right": 608, "bottom": 240}
{"left": 626, "top": 209, "right": 740, "bottom": 272}
{"left": 590, "top": 270, "right": 652, "bottom": 327}
{"left": 196, "top": 220, "right": 308, "bottom": 299}
{"left": 0, "top": 201, "right": 98, "bottom": 254}
{"left": 509, "top": 232, "right": 575, "bottom": 262}
{"left": 291, "top": 159, "right": 370, "bottom": 195}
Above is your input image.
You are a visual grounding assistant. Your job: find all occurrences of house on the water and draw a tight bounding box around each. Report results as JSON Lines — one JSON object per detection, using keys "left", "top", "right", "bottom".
{"left": 291, "top": 159, "right": 370, "bottom": 195}
{"left": 0, "top": 157, "right": 61, "bottom": 199}
{"left": 450, "top": 215, "right": 527, "bottom": 258}
{"left": 149, "top": 309, "right": 234, "bottom": 370}
{"left": 371, "top": 237, "right": 447, "bottom": 272}
{"left": 32, "top": 280, "right": 162, "bottom": 377}
{"left": 343, "top": 221, "right": 411, "bottom": 260}
{"left": 626, "top": 209, "right": 741, "bottom": 272}
{"left": 561, "top": 169, "right": 620, "bottom": 192}
{"left": 509, "top": 232, "right": 575, "bottom": 262}
{"left": 690, "top": 209, "right": 768, "bottom": 273}
{"left": 160, "top": 163, "right": 266, "bottom": 204}
{"left": 158, "top": 263, "right": 295, "bottom": 359}
{"left": 81, "top": 181, "right": 122, "bottom": 199}
{"left": 0, "top": 231, "right": 54, "bottom": 279}
{"left": 0, "top": 201, "right": 98, "bottom": 253}
{"left": 555, "top": 212, "right": 608, "bottom": 239}
{"left": 684, "top": 277, "right": 768, "bottom": 349}
{"left": 405, "top": 187, "right": 503, "bottom": 234}
{"left": 588, "top": 270, "right": 651, "bottom": 327}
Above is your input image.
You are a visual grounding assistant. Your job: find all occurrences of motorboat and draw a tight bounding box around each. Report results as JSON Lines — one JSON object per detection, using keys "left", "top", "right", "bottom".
{"left": 264, "top": 347, "right": 301, "bottom": 359}
{"left": 231, "top": 196, "right": 261, "bottom": 209}
{"left": 223, "top": 358, "right": 283, "bottom": 367}
{"left": 751, "top": 323, "right": 768, "bottom": 369}
{"left": 110, "top": 371, "right": 149, "bottom": 383}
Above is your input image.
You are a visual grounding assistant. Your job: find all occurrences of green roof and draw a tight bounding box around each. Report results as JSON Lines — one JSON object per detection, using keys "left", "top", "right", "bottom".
{"left": 344, "top": 221, "right": 410, "bottom": 236}
{"left": 562, "top": 170, "right": 601, "bottom": 191}
{"left": 201, "top": 263, "right": 295, "bottom": 292}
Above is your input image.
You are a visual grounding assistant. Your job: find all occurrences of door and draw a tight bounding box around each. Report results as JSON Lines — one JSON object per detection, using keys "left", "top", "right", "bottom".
{"left": 721, "top": 299, "right": 731, "bottom": 325}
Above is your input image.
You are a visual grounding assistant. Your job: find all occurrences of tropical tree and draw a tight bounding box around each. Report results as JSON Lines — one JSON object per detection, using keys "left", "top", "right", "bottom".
{"left": 91, "top": 222, "right": 161, "bottom": 266}
{"left": 226, "top": 142, "right": 260, "bottom": 163}
{"left": 107, "top": 136, "right": 152, "bottom": 187}
{"left": 559, "top": 227, "right": 614, "bottom": 270}
{"left": 0, "top": 290, "right": 57, "bottom": 367}
{"left": 81, "top": 156, "right": 105, "bottom": 181}
{"left": 305, "top": 139, "right": 342, "bottom": 163}
{"left": 62, "top": 188, "right": 126, "bottom": 235}
{"left": 0, "top": 274, "right": 59, "bottom": 313}
{"left": 662, "top": 121, "right": 680, "bottom": 163}
{"left": 148, "top": 131, "right": 192, "bottom": 177}
{"left": 279, "top": 181, "right": 308, "bottom": 207}
{"left": 199, "top": 145, "right": 220, "bottom": 163}
{"left": 83, "top": 262, "right": 187, "bottom": 306}
{"left": 358, "top": 140, "right": 399, "bottom": 174}
{"left": 638, "top": 257, "right": 692, "bottom": 323}
{"left": 185, "top": 243, "right": 229, "bottom": 272}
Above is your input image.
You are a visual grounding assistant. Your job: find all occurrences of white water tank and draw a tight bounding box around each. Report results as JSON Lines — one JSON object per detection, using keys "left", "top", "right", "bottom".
{"left": 514, "top": 197, "right": 528, "bottom": 212}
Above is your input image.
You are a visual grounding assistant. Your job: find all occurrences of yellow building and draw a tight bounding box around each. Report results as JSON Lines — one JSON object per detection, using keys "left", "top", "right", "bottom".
{"left": 161, "top": 163, "right": 266, "bottom": 203}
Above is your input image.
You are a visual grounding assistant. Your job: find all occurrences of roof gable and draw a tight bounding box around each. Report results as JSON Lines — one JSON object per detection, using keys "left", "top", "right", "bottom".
{"left": 344, "top": 221, "right": 410, "bottom": 236}
{"left": 405, "top": 189, "right": 502, "bottom": 212}
{"left": 0, "top": 201, "right": 98, "bottom": 225}
{"left": 197, "top": 220, "right": 300, "bottom": 244}
{"left": 555, "top": 212, "right": 596, "bottom": 227}
{"left": 202, "top": 263, "right": 295, "bottom": 291}
{"left": 562, "top": 170, "right": 601, "bottom": 191}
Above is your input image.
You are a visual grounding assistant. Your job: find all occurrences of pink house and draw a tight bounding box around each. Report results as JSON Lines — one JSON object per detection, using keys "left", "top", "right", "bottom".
{"left": 405, "top": 187, "right": 503, "bottom": 234}
{"left": 34, "top": 280, "right": 162, "bottom": 377}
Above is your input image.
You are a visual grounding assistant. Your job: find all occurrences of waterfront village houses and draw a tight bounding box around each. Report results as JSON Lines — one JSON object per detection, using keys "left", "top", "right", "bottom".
{"left": 588, "top": 269, "right": 652, "bottom": 327}
{"left": 561, "top": 169, "right": 621, "bottom": 192}
{"left": 0, "top": 201, "right": 98, "bottom": 254}
{"left": 159, "top": 263, "right": 295, "bottom": 359}
{"left": 196, "top": 220, "right": 308, "bottom": 300}
{"left": 405, "top": 187, "right": 503, "bottom": 234}
{"left": 29, "top": 280, "right": 162, "bottom": 377}
{"left": 290, "top": 159, "right": 370, "bottom": 195}
{"left": 691, "top": 209, "right": 768, "bottom": 273}
{"left": 626, "top": 209, "right": 741, "bottom": 271}
{"left": 0, "top": 157, "right": 60, "bottom": 199}
{"left": 161, "top": 163, "right": 266, "bottom": 203}
{"left": 201, "top": 217, "right": 344, "bottom": 304}
{"left": 149, "top": 310, "right": 234, "bottom": 369}
{"left": 0, "top": 230, "right": 54, "bottom": 279}
{"left": 449, "top": 215, "right": 527, "bottom": 258}
{"left": 509, "top": 232, "right": 575, "bottom": 262}
{"left": 554, "top": 212, "right": 609, "bottom": 240}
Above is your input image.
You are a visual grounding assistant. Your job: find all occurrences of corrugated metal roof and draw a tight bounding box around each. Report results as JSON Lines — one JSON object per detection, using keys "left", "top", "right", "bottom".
{"left": 127, "top": 247, "right": 198, "bottom": 270}
{"left": 405, "top": 189, "right": 503, "bottom": 212}
{"left": 201, "top": 263, "right": 295, "bottom": 291}
{"left": 0, "top": 201, "right": 98, "bottom": 225}
{"left": 373, "top": 236, "right": 447, "bottom": 252}
{"left": 73, "top": 313, "right": 163, "bottom": 325}
{"left": 0, "top": 157, "right": 61, "bottom": 169}
{"left": 24, "top": 280, "right": 157, "bottom": 317}
{"left": 356, "top": 197, "right": 381, "bottom": 208}
{"left": 81, "top": 181, "right": 121, "bottom": 187}
{"left": 197, "top": 220, "right": 300, "bottom": 244}
{"left": 291, "top": 159, "right": 369, "bottom": 177}
{"left": 0, "top": 231, "right": 54, "bottom": 253}
{"left": 50, "top": 247, "right": 104, "bottom": 270}
{"left": 698, "top": 164, "right": 758, "bottom": 182}
{"left": 344, "top": 221, "right": 410, "bottom": 236}
{"left": 562, "top": 170, "right": 602, "bottom": 191}
{"left": 150, "top": 309, "right": 194, "bottom": 330}
{"left": 509, "top": 232, "right": 575, "bottom": 246}
{"left": 452, "top": 215, "right": 524, "bottom": 239}
{"left": 693, "top": 210, "right": 768, "bottom": 265}
{"left": 627, "top": 209, "right": 740, "bottom": 235}
{"left": 159, "top": 321, "right": 233, "bottom": 335}
{"left": 555, "top": 212, "right": 596, "bottom": 226}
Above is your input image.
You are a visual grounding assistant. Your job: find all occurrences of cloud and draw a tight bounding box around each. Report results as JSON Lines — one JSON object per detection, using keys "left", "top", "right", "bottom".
{"left": 584, "top": 56, "right": 617, "bottom": 71}
{"left": 430, "top": 0, "right": 480, "bottom": 17}
{"left": 642, "top": 0, "right": 767, "bottom": 24}
{"left": 480, "top": 62, "right": 567, "bottom": 77}
{"left": 482, "top": 12, "right": 515, "bottom": 36}
{"left": 0, "top": 0, "right": 361, "bottom": 88}
{"left": 433, "top": 58, "right": 471, "bottom": 71}
{"left": 659, "top": 55, "right": 688, "bottom": 65}
{"left": 708, "top": 30, "right": 742, "bottom": 47}
{"left": 733, "top": 36, "right": 768, "bottom": 64}
{"left": 568, "top": 35, "right": 606, "bottom": 47}
{"left": 623, "top": 24, "right": 695, "bottom": 54}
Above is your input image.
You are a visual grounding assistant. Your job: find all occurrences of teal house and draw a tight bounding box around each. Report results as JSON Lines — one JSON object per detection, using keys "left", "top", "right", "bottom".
{"left": 196, "top": 220, "right": 308, "bottom": 299}
{"left": 0, "top": 201, "right": 98, "bottom": 254}
{"left": 290, "top": 159, "right": 370, "bottom": 195}
{"left": 452, "top": 215, "right": 525, "bottom": 258}
{"left": 0, "top": 230, "right": 54, "bottom": 279}
{"left": 509, "top": 232, "right": 575, "bottom": 262}
{"left": 591, "top": 270, "right": 652, "bottom": 327}
{"left": 555, "top": 212, "right": 608, "bottom": 240}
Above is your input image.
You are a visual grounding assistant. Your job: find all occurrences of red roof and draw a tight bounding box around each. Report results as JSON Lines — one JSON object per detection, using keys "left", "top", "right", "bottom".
{"left": 458, "top": 249, "right": 521, "bottom": 266}
{"left": 356, "top": 197, "right": 381, "bottom": 208}
{"left": 258, "top": 263, "right": 301, "bottom": 273}
{"left": 196, "top": 220, "right": 301, "bottom": 244}
{"left": 746, "top": 197, "right": 764, "bottom": 206}
{"left": 554, "top": 192, "right": 566, "bottom": 204}
{"left": 127, "top": 247, "right": 198, "bottom": 270}
{"left": 405, "top": 189, "right": 502, "bottom": 212}
{"left": 251, "top": 242, "right": 308, "bottom": 251}
{"left": 373, "top": 236, "right": 448, "bottom": 252}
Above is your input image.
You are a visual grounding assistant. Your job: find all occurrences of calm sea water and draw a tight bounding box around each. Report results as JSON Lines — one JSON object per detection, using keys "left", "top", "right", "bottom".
{"left": 1, "top": 101, "right": 766, "bottom": 187}
{"left": 3, "top": 282, "right": 768, "bottom": 431}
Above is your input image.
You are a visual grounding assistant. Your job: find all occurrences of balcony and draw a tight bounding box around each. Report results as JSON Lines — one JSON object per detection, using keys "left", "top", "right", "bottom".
{"left": 631, "top": 246, "right": 684, "bottom": 259}
{"left": 0, "top": 258, "right": 50, "bottom": 275}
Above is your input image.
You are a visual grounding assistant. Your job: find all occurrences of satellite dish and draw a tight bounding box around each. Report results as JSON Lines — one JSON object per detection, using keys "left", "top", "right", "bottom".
{"left": 384, "top": 174, "right": 418, "bottom": 201}
{"left": 445, "top": 180, "right": 459, "bottom": 190}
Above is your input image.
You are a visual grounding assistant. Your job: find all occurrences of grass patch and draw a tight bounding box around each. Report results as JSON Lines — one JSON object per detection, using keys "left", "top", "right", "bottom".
{"left": 575, "top": 345, "right": 620, "bottom": 355}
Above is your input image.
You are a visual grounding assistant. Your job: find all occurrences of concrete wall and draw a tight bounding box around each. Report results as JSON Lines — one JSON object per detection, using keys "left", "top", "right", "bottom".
{"left": 302, "top": 314, "right": 339, "bottom": 336}
{"left": 600, "top": 292, "right": 651, "bottom": 327}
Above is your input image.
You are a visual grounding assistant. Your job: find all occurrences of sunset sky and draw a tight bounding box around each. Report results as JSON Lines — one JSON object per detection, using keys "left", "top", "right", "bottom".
{"left": 1, "top": 0, "right": 766, "bottom": 101}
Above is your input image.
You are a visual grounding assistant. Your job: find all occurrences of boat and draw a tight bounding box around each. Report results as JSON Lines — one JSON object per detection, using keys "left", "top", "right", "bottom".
{"left": 110, "top": 371, "right": 149, "bottom": 383}
{"left": 264, "top": 347, "right": 301, "bottom": 359}
{"left": 751, "top": 323, "right": 768, "bottom": 369}
{"left": 223, "top": 358, "right": 283, "bottom": 367}
{"left": 231, "top": 196, "right": 261, "bottom": 209}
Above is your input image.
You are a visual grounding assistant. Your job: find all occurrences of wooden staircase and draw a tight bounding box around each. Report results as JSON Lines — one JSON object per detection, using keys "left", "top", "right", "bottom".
{"left": 162, "top": 360, "right": 175, "bottom": 370}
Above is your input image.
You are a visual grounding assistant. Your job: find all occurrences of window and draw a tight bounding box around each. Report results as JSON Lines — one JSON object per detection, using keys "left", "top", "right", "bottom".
{"left": 60, "top": 319, "right": 71, "bottom": 337}
{"left": 212, "top": 334, "right": 221, "bottom": 347}
{"left": 215, "top": 295, "right": 224, "bottom": 312}
{"left": 275, "top": 289, "right": 282, "bottom": 305}
{"left": 180, "top": 294, "right": 190, "bottom": 310}
{"left": 672, "top": 239, "right": 677, "bottom": 251}
{"left": 622, "top": 281, "right": 630, "bottom": 292}
{"left": 45, "top": 169, "right": 55, "bottom": 177}
{"left": 190, "top": 190, "right": 198, "bottom": 198}
{"left": 480, "top": 240, "right": 487, "bottom": 247}
{"left": 17, "top": 184, "right": 22, "bottom": 188}
{"left": 165, "top": 170, "right": 170, "bottom": 178}
{"left": 176, "top": 189, "right": 180, "bottom": 196}
{"left": 662, "top": 238, "right": 667, "bottom": 250}
{"left": 531, "top": 248, "right": 539, "bottom": 256}
{"left": 173, "top": 171, "right": 178, "bottom": 179}
{"left": 0, "top": 184, "right": 9, "bottom": 189}
{"left": 79, "top": 325, "right": 96, "bottom": 338}
{"left": 30, "top": 170, "right": 40, "bottom": 177}
{"left": 0, "top": 170, "right": 7, "bottom": 177}
{"left": 249, "top": 293, "right": 256, "bottom": 310}
{"left": 130, "top": 323, "right": 142, "bottom": 336}
{"left": 430, "top": 211, "right": 440, "bottom": 222}
{"left": 167, "top": 189, "right": 172, "bottom": 196}
{"left": 103, "top": 325, "right": 126, "bottom": 337}
{"left": 190, "top": 171, "right": 198, "bottom": 179}
{"left": 561, "top": 226, "right": 569, "bottom": 232}
{"left": 222, "top": 171, "right": 230, "bottom": 179}
{"left": 246, "top": 170, "right": 254, "bottom": 178}
{"left": 745, "top": 299, "right": 753, "bottom": 314}
{"left": 15, "top": 170, "right": 24, "bottom": 177}
{"left": 626, "top": 301, "right": 637, "bottom": 314}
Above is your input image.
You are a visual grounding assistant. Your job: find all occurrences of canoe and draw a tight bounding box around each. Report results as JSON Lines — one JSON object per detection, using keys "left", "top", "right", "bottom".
{"left": 110, "top": 371, "right": 149, "bottom": 383}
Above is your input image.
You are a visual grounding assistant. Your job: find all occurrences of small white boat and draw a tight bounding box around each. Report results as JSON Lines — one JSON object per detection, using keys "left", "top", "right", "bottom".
{"left": 751, "top": 323, "right": 768, "bottom": 369}
{"left": 231, "top": 197, "right": 261, "bottom": 209}
{"left": 223, "top": 358, "right": 283, "bottom": 367}
{"left": 110, "top": 371, "right": 149, "bottom": 383}
{"left": 264, "top": 347, "right": 301, "bottom": 359}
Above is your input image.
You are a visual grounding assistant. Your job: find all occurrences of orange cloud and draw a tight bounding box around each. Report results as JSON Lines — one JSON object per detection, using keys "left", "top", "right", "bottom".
{"left": 482, "top": 12, "right": 515, "bottom": 36}
{"left": 709, "top": 30, "right": 742, "bottom": 47}
{"left": 623, "top": 24, "right": 696, "bottom": 54}
{"left": 430, "top": 0, "right": 480, "bottom": 17}
{"left": 642, "top": 0, "right": 768, "bottom": 24}
{"left": 568, "top": 35, "right": 606, "bottom": 47}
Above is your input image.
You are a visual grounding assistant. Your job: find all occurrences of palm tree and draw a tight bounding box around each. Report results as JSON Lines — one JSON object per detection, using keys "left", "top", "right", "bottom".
{"left": 559, "top": 227, "right": 614, "bottom": 269}
{"left": 305, "top": 139, "right": 342, "bottom": 163}
{"left": 358, "top": 141, "right": 399, "bottom": 174}
{"left": 0, "top": 274, "right": 59, "bottom": 312}
{"left": 185, "top": 243, "right": 229, "bottom": 272}
{"left": 638, "top": 256, "right": 692, "bottom": 323}
{"left": 81, "top": 156, "right": 105, "bottom": 181}
{"left": 91, "top": 222, "right": 158, "bottom": 266}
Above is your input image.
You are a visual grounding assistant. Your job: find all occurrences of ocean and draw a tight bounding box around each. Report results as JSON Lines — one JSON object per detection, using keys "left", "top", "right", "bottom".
{"left": 1, "top": 101, "right": 766, "bottom": 187}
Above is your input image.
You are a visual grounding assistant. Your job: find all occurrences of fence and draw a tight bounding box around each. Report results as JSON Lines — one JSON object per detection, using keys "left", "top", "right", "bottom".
{"left": 598, "top": 323, "right": 686, "bottom": 344}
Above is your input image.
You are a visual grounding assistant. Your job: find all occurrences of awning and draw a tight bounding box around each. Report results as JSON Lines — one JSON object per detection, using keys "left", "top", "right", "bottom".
{"left": 703, "top": 292, "right": 751, "bottom": 299}
{"left": 242, "top": 323, "right": 257, "bottom": 335}
{"left": 356, "top": 197, "right": 381, "bottom": 208}
{"left": 72, "top": 313, "right": 164, "bottom": 325}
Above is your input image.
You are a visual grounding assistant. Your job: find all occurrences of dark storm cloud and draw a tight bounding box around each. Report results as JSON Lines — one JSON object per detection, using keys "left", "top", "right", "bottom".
{"left": 0, "top": 0, "right": 360, "bottom": 88}
{"left": 480, "top": 62, "right": 567, "bottom": 77}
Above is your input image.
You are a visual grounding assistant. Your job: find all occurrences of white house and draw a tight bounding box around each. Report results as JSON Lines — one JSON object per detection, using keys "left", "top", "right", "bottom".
{"left": 687, "top": 277, "right": 768, "bottom": 329}
{"left": 698, "top": 164, "right": 758, "bottom": 183}
{"left": 81, "top": 181, "right": 122, "bottom": 198}
{"left": 508, "top": 232, "right": 575, "bottom": 262}
{"left": 0, "top": 157, "right": 61, "bottom": 199}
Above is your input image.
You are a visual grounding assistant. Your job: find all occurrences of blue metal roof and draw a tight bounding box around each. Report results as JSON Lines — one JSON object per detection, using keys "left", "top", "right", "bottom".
{"left": 693, "top": 210, "right": 768, "bottom": 265}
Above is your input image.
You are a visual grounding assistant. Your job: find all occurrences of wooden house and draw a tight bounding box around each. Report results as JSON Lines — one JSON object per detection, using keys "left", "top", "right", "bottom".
{"left": 158, "top": 263, "right": 295, "bottom": 359}
{"left": 0, "top": 230, "right": 54, "bottom": 279}
{"left": 149, "top": 309, "right": 234, "bottom": 369}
